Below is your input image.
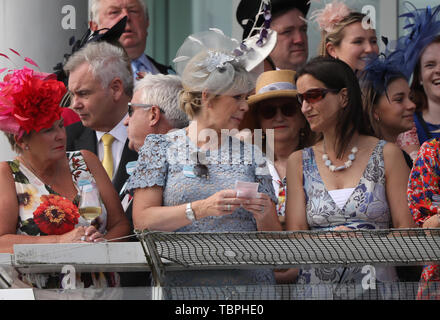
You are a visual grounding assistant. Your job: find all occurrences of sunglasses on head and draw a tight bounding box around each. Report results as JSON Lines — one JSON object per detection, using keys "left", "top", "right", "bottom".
{"left": 191, "top": 152, "right": 209, "bottom": 179}
{"left": 258, "top": 102, "right": 299, "bottom": 120}
{"left": 128, "top": 103, "right": 164, "bottom": 117}
{"left": 297, "top": 88, "right": 340, "bottom": 105}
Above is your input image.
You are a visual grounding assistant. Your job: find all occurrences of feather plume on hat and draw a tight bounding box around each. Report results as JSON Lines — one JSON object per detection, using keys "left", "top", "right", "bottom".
{"left": 397, "top": 2, "right": 440, "bottom": 79}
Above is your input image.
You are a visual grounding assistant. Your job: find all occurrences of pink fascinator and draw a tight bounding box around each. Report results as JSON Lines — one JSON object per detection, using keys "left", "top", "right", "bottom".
{"left": 310, "top": 0, "right": 352, "bottom": 33}
{"left": 0, "top": 50, "right": 66, "bottom": 138}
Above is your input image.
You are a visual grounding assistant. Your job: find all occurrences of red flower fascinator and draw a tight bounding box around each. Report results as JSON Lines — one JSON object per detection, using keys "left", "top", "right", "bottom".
{"left": 0, "top": 51, "right": 66, "bottom": 138}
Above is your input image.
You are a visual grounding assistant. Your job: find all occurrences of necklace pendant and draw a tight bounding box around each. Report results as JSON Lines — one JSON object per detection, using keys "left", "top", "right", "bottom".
{"left": 322, "top": 145, "right": 358, "bottom": 173}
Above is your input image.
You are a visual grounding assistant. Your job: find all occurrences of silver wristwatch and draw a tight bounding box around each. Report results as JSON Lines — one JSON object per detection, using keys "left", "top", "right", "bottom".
{"left": 185, "top": 202, "right": 196, "bottom": 222}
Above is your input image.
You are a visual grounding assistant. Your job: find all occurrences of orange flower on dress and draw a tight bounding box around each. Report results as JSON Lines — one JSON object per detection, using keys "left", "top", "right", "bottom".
{"left": 33, "top": 194, "right": 80, "bottom": 235}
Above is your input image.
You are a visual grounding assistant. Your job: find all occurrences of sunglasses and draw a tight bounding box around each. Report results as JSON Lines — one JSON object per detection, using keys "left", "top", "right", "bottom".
{"left": 128, "top": 103, "right": 164, "bottom": 117}
{"left": 258, "top": 102, "right": 299, "bottom": 119}
{"left": 191, "top": 152, "right": 209, "bottom": 179}
{"left": 297, "top": 88, "right": 340, "bottom": 105}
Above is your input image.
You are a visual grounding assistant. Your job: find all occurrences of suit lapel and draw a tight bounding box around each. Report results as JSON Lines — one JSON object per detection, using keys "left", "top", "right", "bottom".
{"left": 77, "top": 126, "right": 98, "bottom": 154}
{"left": 145, "top": 54, "right": 174, "bottom": 75}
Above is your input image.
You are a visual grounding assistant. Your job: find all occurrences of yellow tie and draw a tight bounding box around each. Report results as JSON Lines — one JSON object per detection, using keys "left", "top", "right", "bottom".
{"left": 102, "top": 133, "right": 115, "bottom": 179}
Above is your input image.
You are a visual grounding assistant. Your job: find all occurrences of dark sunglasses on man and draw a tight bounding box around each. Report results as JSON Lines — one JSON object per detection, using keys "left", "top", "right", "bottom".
{"left": 127, "top": 103, "right": 165, "bottom": 117}
{"left": 297, "top": 88, "right": 340, "bottom": 105}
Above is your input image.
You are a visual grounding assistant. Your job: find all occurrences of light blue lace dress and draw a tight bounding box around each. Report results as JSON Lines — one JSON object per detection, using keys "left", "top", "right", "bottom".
{"left": 127, "top": 129, "right": 277, "bottom": 287}
{"left": 296, "top": 140, "right": 398, "bottom": 299}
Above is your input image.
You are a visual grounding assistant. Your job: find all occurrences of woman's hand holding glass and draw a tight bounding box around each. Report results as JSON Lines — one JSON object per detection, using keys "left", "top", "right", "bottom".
{"left": 77, "top": 180, "right": 106, "bottom": 242}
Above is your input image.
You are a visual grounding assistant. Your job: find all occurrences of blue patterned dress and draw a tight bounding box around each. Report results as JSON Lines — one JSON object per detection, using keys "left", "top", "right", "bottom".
{"left": 127, "top": 128, "right": 277, "bottom": 287}
{"left": 297, "top": 140, "right": 398, "bottom": 298}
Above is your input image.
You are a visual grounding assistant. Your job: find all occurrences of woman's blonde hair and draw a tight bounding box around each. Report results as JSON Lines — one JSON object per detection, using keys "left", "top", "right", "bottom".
{"left": 179, "top": 90, "right": 203, "bottom": 120}
{"left": 319, "top": 12, "right": 367, "bottom": 57}
{"left": 178, "top": 50, "right": 253, "bottom": 120}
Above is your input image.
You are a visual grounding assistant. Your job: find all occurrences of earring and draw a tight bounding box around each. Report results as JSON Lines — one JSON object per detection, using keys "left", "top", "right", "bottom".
{"left": 24, "top": 145, "right": 30, "bottom": 150}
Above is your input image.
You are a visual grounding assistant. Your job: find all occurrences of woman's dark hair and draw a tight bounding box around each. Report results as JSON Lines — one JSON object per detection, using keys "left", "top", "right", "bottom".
{"left": 410, "top": 35, "right": 440, "bottom": 112}
{"left": 360, "top": 72, "right": 408, "bottom": 139}
{"left": 295, "top": 56, "right": 371, "bottom": 158}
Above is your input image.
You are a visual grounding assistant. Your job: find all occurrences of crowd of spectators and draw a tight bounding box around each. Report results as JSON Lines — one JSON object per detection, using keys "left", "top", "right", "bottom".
{"left": 0, "top": 0, "right": 439, "bottom": 299}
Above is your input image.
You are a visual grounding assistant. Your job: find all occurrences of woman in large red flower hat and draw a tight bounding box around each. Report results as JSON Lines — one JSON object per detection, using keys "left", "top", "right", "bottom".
{"left": 0, "top": 62, "right": 130, "bottom": 288}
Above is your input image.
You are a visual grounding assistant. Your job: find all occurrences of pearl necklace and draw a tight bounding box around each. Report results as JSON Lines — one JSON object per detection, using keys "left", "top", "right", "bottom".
{"left": 322, "top": 142, "right": 358, "bottom": 172}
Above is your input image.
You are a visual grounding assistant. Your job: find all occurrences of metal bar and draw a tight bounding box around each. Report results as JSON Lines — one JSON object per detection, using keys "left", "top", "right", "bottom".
{"left": 136, "top": 231, "right": 166, "bottom": 287}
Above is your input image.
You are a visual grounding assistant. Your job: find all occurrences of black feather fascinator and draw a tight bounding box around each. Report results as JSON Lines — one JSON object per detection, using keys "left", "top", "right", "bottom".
{"left": 53, "top": 16, "right": 127, "bottom": 85}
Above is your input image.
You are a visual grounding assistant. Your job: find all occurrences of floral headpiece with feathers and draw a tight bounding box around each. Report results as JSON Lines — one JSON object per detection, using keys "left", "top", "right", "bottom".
{"left": 0, "top": 50, "right": 66, "bottom": 137}
{"left": 309, "top": 0, "right": 352, "bottom": 33}
{"left": 53, "top": 16, "right": 128, "bottom": 85}
{"left": 173, "top": 0, "right": 277, "bottom": 95}
{"left": 397, "top": 2, "right": 440, "bottom": 78}
{"left": 362, "top": 2, "right": 440, "bottom": 97}
{"left": 361, "top": 44, "right": 407, "bottom": 96}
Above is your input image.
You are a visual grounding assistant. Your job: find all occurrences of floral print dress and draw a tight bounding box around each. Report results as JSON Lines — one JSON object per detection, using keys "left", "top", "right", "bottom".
{"left": 408, "top": 138, "right": 440, "bottom": 300}
{"left": 296, "top": 140, "right": 398, "bottom": 299}
{"left": 8, "top": 151, "right": 116, "bottom": 289}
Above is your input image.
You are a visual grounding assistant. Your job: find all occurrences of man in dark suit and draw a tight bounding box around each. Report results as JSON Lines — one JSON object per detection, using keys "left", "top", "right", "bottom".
{"left": 89, "top": 0, "right": 174, "bottom": 80}
{"left": 64, "top": 41, "right": 137, "bottom": 198}
{"left": 64, "top": 41, "right": 147, "bottom": 288}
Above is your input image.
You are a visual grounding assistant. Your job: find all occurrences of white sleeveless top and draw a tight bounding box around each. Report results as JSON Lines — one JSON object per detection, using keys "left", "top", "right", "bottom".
{"left": 328, "top": 188, "right": 356, "bottom": 210}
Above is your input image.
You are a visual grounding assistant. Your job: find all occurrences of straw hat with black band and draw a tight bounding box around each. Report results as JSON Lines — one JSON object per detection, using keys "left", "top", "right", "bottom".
{"left": 240, "top": 69, "right": 299, "bottom": 131}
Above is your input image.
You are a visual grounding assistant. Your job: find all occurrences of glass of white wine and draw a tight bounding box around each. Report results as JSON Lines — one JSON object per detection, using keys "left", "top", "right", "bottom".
{"left": 78, "top": 180, "right": 103, "bottom": 225}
